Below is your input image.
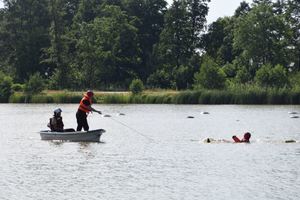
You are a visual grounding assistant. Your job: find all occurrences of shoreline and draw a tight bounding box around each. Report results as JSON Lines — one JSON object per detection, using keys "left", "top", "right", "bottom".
{"left": 3, "top": 89, "right": 300, "bottom": 104}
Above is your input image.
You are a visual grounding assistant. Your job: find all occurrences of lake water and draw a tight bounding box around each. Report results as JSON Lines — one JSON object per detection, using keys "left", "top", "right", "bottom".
{"left": 0, "top": 104, "right": 299, "bottom": 200}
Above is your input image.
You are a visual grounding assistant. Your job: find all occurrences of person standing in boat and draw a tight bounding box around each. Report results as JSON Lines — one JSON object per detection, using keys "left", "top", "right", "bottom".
{"left": 76, "top": 90, "right": 102, "bottom": 131}
{"left": 48, "top": 108, "right": 64, "bottom": 132}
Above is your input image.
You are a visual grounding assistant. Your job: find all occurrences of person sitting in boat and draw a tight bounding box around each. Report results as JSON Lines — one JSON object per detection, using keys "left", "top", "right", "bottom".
{"left": 232, "top": 132, "right": 251, "bottom": 143}
{"left": 48, "top": 108, "right": 64, "bottom": 132}
{"left": 76, "top": 90, "right": 102, "bottom": 131}
{"left": 47, "top": 108, "right": 75, "bottom": 132}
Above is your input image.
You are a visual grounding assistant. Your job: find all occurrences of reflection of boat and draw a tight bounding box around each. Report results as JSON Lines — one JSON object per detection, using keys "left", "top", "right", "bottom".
{"left": 39, "top": 129, "right": 105, "bottom": 142}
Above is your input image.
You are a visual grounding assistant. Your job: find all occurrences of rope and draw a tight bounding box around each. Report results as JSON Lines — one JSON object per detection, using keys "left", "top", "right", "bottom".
{"left": 107, "top": 116, "right": 157, "bottom": 143}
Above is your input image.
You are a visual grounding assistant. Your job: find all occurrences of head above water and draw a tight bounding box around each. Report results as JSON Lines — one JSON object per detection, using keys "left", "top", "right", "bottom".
{"left": 86, "top": 90, "right": 94, "bottom": 97}
{"left": 243, "top": 132, "right": 251, "bottom": 140}
{"left": 54, "top": 108, "right": 62, "bottom": 116}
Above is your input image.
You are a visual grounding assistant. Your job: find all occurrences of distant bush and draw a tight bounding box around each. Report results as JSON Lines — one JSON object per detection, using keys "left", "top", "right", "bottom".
{"left": 24, "top": 73, "right": 45, "bottom": 95}
{"left": 51, "top": 92, "right": 82, "bottom": 103}
{"left": 9, "top": 93, "right": 26, "bottom": 103}
{"left": 193, "top": 57, "right": 226, "bottom": 89}
{"left": 129, "top": 79, "right": 144, "bottom": 95}
{"left": 235, "top": 66, "right": 252, "bottom": 84}
{"left": 289, "top": 71, "right": 300, "bottom": 90}
{"left": 255, "top": 64, "right": 289, "bottom": 88}
{"left": 0, "top": 72, "right": 13, "bottom": 102}
{"left": 147, "top": 69, "right": 173, "bottom": 89}
{"left": 11, "top": 83, "right": 24, "bottom": 92}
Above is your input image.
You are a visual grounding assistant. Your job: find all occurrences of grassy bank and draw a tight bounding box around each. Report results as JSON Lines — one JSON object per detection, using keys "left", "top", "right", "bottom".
{"left": 4, "top": 87, "right": 300, "bottom": 104}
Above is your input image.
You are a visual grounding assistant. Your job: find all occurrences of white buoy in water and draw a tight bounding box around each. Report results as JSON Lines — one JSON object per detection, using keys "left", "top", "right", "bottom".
{"left": 201, "top": 112, "right": 209, "bottom": 114}
{"left": 290, "top": 115, "right": 299, "bottom": 118}
{"left": 288, "top": 111, "right": 298, "bottom": 114}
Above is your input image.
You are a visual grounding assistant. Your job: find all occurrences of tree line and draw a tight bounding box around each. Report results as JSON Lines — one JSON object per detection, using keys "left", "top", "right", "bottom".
{"left": 0, "top": 0, "right": 300, "bottom": 98}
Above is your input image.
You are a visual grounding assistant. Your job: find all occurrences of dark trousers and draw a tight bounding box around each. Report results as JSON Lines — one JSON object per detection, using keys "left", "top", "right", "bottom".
{"left": 76, "top": 110, "right": 89, "bottom": 131}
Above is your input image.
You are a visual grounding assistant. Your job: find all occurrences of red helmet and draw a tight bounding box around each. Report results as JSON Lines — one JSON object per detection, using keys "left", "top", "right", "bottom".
{"left": 86, "top": 90, "right": 94, "bottom": 97}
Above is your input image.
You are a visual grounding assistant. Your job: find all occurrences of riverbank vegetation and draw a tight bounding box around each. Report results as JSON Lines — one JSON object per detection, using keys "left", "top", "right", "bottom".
{"left": 0, "top": 1, "right": 300, "bottom": 104}
{"left": 6, "top": 86, "right": 300, "bottom": 104}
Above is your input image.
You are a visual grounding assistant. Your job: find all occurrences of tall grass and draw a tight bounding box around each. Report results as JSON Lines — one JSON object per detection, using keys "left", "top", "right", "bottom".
{"left": 6, "top": 88, "right": 300, "bottom": 104}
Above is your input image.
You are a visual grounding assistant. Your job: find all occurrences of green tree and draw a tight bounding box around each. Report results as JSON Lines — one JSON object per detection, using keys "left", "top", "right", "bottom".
{"left": 284, "top": 0, "right": 300, "bottom": 71}
{"left": 129, "top": 79, "right": 144, "bottom": 95}
{"left": 234, "top": 1, "right": 289, "bottom": 76}
{"left": 255, "top": 63, "right": 289, "bottom": 87}
{"left": 43, "top": 0, "right": 73, "bottom": 89}
{"left": 76, "top": 5, "right": 140, "bottom": 89}
{"left": 0, "top": 72, "right": 13, "bottom": 102}
{"left": 123, "top": 0, "right": 167, "bottom": 80}
{"left": 234, "top": 1, "right": 251, "bottom": 18}
{"left": 155, "top": 0, "right": 191, "bottom": 67}
{"left": 202, "top": 17, "right": 235, "bottom": 65}
{"left": 147, "top": 68, "right": 173, "bottom": 89}
{"left": 187, "top": 0, "right": 210, "bottom": 49}
{"left": 153, "top": 0, "right": 209, "bottom": 89}
{"left": 24, "top": 72, "right": 46, "bottom": 95}
{"left": 193, "top": 57, "right": 226, "bottom": 89}
{"left": 1, "top": 0, "right": 51, "bottom": 82}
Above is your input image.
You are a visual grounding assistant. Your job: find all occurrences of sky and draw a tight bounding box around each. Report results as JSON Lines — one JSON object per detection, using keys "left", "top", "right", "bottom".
{"left": 0, "top": 0, "right": 254, "bottom": 24}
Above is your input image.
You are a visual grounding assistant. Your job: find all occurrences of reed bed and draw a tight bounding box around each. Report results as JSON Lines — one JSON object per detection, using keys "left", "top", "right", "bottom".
{"left": 5, "top": 88, "right": 300, "bottom": 104}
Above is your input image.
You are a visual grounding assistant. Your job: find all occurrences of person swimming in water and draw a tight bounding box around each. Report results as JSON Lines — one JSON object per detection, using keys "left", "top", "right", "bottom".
{"left": 232, "top": 132, "right": 251, "bottom": 143}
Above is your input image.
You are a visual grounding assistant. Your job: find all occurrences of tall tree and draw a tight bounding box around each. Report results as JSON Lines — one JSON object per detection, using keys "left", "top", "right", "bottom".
{"left": 153, "top": 0, "right": 209, "bottom": 89}
{"left": 155, "top": 0, "right": 191, "bottom": 68}
{"left": 43, "top": 0, "right": 73, "bottom": 89}
{"left": 76, "top": 5, "right": 140, "bottom": 88}
{"left": 233, "top": 1, "right": 289, "bottom": 77}
{"left": 284, "top": 0, "right": 300, "bottom": 71}
{"left": 0, "top": 0, "right": 50, "bottom": 82}
{"left": 187, "top": 0, "right": 210, "bottom": 49}
{"left": 202, "top": 17, "right": 235, "bottom": 65}
{"left": 123, "top": 0, "right": 167, "bottom": 80}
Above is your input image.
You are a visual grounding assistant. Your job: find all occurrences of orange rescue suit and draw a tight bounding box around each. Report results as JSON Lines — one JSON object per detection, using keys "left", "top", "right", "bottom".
{"left": 78, "top": 95, "right": 92, "bottom": 113}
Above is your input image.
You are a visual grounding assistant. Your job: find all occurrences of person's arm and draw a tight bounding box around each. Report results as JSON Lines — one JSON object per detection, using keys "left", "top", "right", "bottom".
{"left": 83, "top": 99, "right": 101, "bottom": 114}
{"left": 232, "top": 135, "right": 241, "bottom": 143}
{"left": 88, "top": 105, "right": 102, "bottom": 114}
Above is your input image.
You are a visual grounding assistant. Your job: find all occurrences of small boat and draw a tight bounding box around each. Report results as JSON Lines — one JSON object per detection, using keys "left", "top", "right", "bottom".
{"left": 39, "top": 129, "right": 105, "bottom": 142}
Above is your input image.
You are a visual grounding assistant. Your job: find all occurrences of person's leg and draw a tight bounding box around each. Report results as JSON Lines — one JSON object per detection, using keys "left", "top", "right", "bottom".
{"left": 82, "top": 115, "right": 89, "bottom": 131}
{"left": 76, "top": 112, "right": 83, "bottom": 131}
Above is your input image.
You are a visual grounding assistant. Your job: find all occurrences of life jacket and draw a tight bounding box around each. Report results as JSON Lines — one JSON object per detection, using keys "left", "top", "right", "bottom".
{"left": 78, "top": 94, "right": 92, "bottom": 113}
{"left": 48, "top": 116, "right": 64, "bottom": 132}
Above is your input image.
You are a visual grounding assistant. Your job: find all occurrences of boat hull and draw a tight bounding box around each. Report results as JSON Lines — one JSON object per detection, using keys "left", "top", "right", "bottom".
{"left": 39, "top": 129, "right": 105, "bottom": 142}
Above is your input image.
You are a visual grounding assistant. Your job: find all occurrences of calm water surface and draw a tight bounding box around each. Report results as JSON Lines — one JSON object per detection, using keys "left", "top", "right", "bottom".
{"left": 0, "top": 104, "right": 299, "bottom": 200}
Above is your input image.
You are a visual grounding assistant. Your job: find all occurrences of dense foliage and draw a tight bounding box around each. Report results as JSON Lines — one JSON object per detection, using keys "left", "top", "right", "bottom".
{"left": 0, "top": 0, "right": 300, "bottom": 94}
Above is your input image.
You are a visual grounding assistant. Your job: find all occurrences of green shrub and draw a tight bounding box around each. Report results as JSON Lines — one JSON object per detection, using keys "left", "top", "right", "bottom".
{"left": 102, "top": 94, "right": 129, "bottom": 104}
{"left": 52, "top": 93, "right": 82, "bottom": 103}
{"left": 8, "top": 93, "right": 26, "bottom": 103}
{"left": 147, "top": 69, "right": 173, "bottom": 89}
{"left": 0, "top": 73, "right": 13, "bottom": 102}
{"left": 11, "top": 83, "right": 24, "bottom": 92}
{"left": 24, "top": 73, "right": 45, "bottom": 95}
{"left": 255, "top": 64, "right": 289, "bottom": 88}
{"left": 31, "top": 95, "right": 54, "bottom": 103}
{"left": 193, "top": 57, "right": 226, "bottom": 89}
{"left": 129, "top": 79, "right": 144, "bottom": 95}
